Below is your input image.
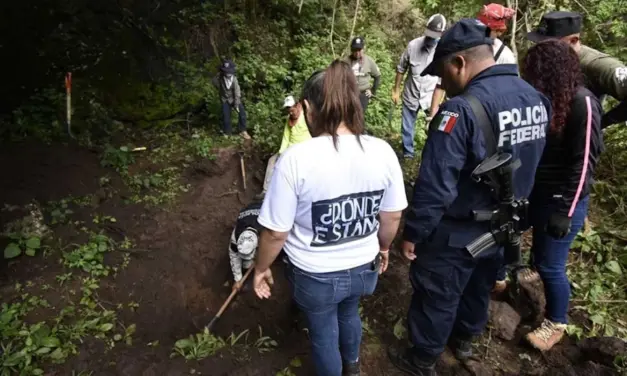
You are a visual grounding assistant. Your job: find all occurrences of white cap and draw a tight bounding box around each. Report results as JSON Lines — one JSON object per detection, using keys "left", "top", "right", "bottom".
{"left": 237, "top": 229, "right": 258, "bottom": 259}
{"left": 283, "top": 95, "right": 296, "bottom": 108}
{"left": 425, "top": 14, "right": 447, "bottom": 38}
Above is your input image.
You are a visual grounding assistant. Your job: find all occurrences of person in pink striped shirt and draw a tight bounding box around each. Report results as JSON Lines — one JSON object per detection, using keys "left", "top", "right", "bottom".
{"left": 521, "top": 40, "right": 603, "bottom": 351}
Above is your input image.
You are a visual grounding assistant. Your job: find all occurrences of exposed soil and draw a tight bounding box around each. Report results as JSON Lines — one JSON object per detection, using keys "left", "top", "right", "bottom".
{"left": 0, "top": 140, "right": 623, "bottom": 376}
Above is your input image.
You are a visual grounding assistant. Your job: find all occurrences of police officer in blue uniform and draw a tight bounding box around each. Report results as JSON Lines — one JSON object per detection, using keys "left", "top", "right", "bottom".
{"left": 388, "top": 19, "right": 551, "bottom": 376}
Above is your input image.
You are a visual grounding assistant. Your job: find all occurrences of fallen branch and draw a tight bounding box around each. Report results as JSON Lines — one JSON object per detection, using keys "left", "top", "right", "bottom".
{"left": 483, "top": 327, "right": 492, "bottom": 360}
{"left": 330, "top": 0, "right": 338, "bottom": 58}
{"left": 572, "top": 0, "right": 605, "bottom": 44}
{"left": 507, "top": 0, "right": 519, "bottom": 59}
{"left": 212, "top": 190, "right": 239, "bottom": 198}
{"left": 572, "top": 299, "right": 627, "bottom": 304}
{"left": 118, "top": 248, "right": 154, "bottom": 254}
{"left": 347, "top": 0, "right": 361, "bottom": 53}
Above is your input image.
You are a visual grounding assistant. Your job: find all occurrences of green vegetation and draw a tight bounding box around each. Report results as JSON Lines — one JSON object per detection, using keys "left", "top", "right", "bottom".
{"left": 1, "top": 0, "right": 627, "bottom": 373}
{"left": 171, "top": 326, "right": 278, "bottom": 361}
{"left": 0, "top": 231, "right": 135, "bottom": 375}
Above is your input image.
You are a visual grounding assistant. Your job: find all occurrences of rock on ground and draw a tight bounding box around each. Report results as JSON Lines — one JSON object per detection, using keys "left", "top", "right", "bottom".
{"left": 488, "top": 300, "right": 521, "bottom": 341}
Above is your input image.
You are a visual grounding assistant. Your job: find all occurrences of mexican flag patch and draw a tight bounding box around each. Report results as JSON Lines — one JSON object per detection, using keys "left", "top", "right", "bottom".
{"left": 433, "top": 110, "right": 459, "bottom": 134}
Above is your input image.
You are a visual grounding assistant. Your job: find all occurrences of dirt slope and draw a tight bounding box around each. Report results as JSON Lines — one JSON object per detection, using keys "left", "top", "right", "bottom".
{"left": 0, "top": 141, "right": 623, "bottom": 376}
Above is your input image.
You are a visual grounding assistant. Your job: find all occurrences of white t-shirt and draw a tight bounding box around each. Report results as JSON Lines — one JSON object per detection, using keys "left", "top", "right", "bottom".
{"left": 258, "top": 135, "right": 408, "bottom": 273}
{"left": 494, "top": 38, "right": 517, "bottom": 65}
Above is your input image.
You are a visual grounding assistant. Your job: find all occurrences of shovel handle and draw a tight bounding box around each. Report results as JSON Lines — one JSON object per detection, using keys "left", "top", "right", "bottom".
{"left": 206, "top": 265, "right": 255, "bottom": 330}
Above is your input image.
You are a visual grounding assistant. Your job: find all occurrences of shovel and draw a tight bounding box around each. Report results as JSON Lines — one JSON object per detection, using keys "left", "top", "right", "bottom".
{"left": 206, "top": 265, "right": 254, "bottom": 331}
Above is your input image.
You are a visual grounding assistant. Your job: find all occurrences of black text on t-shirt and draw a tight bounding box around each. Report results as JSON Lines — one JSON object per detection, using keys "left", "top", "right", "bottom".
{"left": 310, "top": 190, "right": 384, "bottom": 247}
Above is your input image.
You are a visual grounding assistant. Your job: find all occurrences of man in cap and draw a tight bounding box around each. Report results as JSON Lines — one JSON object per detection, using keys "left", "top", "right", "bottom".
{"left": 392, "top": 14, "right": 447, "bottom": 159}
{"left": 229, "top": 200, "right": 263, "bottom": 291}
{"left": 389, "top": 19, "right": 550, "bottom": 375}
{"left": 212, "top": 59, "right": 251, "bottom": 140}
{"left": 256, "top": 95, "right": 312, "bottom": 200}
{"left": 477, "top": 3, "right": 517, "bottom": 65}
{"left": 527, "top": 11, "right": 627, "bottom": 128}
{"left": 343, "top": 36, "right": 381, "bottom": 114}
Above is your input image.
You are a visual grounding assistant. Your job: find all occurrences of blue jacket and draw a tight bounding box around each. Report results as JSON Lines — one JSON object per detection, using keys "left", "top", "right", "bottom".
{"left": 403, "top": 64, "right": 551, "bottom": 246}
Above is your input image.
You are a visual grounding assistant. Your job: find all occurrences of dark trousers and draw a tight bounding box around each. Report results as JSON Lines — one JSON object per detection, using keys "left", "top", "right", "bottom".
{"left": 407, "top": 222, "right": 501, "bottom": 362}
{"left": 221, "top": 102, "right": 247, "bottom": 135}
{"left": 359, "top": 92, "right": 370, "bottom": 114}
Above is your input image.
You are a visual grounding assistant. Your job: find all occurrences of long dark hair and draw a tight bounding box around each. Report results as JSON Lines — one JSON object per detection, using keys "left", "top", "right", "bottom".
{"left": 301, "top": 60, "right": 364, "bottom": 149}
{"left": 522, "top": 40, "right": 583, "bottom": 135}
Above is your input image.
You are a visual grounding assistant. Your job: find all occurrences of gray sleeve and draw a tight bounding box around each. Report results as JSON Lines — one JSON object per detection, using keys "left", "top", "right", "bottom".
{"left": 397, "top": 45, "right": 411, "bottom": 74}
{"left": 228, "top": 230, "right": 243, "bottom": 281}
{"left": 212, "top": 74, "right": 220, "bottom": 88}
{"left": 370, "top": 57, "right": 381, "bottom": 77}
{"left": 234, "top": 77, "right": 242, "bottom": 106}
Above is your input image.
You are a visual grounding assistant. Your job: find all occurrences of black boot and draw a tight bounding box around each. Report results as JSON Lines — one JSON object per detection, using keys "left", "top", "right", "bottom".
{"left": 388, "top": 347, "right": 437, "bottom": 376}
{"left": 342, "top": 361, "right": 360, "bottom": 376}
{"left": 450, "top": 337, "right": 473, "bottom": 361}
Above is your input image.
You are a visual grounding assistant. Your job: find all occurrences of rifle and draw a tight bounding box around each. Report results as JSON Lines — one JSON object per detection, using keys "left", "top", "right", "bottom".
{"left": 465, "top": 152, "right": 529, "bottom": 268}
{"left": 602, "top": 100, "right": 627, "bottom": 129}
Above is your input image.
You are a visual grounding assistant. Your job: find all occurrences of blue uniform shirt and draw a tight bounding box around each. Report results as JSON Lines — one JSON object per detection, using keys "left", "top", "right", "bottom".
{"left": 403, "top": 64, "right": 551, "bottom": 244}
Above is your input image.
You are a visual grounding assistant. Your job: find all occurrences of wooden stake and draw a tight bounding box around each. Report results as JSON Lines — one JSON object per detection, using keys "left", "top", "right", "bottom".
{"left": 240, "top": 154, "right": 247, "bottom": 190}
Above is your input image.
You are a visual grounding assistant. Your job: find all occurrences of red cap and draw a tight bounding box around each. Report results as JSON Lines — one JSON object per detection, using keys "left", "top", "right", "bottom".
{"left": 477, "top": 3, "right": 516, "bottom": 31}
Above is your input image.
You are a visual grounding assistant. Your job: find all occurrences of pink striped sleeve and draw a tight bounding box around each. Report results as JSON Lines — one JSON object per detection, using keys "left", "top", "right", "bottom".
{"left": 568, "top": 96, "right": 592, "bottom": 217}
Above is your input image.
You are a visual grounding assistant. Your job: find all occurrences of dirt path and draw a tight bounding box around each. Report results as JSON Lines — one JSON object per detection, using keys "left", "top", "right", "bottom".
{"left": 0, "top": 141, "right": 623, "bottom": 376}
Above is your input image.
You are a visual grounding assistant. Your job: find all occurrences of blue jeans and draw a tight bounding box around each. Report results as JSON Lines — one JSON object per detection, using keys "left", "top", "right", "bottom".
{"left": 530, "top": 195, "right": 589, "bottom": 324}
{"left": 221, "top": 102, "right": 247, "bottom": 134}
{"left": 285, "top": 259, "right": 379, "bottom": 376}
{"left": 401, "top": 103, "right": 427, "bottom": 158}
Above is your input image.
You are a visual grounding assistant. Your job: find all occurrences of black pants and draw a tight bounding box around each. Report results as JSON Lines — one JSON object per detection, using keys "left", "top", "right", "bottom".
{"left": 359, "top": 92, "right": 370, "bottom": 114}
{"left": 221, "top": 102, "right": 247, "bottom": 135}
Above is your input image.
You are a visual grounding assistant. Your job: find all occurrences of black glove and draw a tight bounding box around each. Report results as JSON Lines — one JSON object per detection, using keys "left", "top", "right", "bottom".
{"left": 546, "top": 213, "right": 572, "bottom": 239}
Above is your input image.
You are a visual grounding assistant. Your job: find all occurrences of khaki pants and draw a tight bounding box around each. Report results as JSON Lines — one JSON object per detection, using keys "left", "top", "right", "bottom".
{"left": 263, "top": 154, "right": 279, "bottom": 193}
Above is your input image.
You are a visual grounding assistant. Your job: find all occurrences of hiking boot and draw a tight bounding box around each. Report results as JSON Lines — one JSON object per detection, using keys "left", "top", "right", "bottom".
{"left": 388, "top": 347, "right": 437, "bottom": 376}
{"left": 240, "top": 131, "right": 252, "bottom": 140}
{"left": 526, "top": 319, "right": 566, "bottom": 351}
{"left": 518, "top": 267, "right": 541, "bottom": 283}
{"left": 492, "top": 280, "right": 507, "bottom": 294}
{"left": 342, "top": 361, "right": 360, "bottom": 376}
{"left": 450, "top": 337, "right": 473, "bottom": 360}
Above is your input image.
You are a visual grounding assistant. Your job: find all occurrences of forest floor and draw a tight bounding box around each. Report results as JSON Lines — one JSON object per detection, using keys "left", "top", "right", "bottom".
{"left": 0, "top": 135, "right": 625, "bottom": 376}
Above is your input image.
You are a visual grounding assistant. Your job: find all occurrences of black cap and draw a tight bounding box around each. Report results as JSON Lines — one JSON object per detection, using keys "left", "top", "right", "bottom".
{"left": 527, "top": 11, "right": 582, "bottom": 42}
{"left": 220, "top": 59, "right": 236, "bottom": 74}
{"left": 351, "top": 36, "right": 365, "bottom": 50}
{"left": 421, "top": 18, "right": 493, "bottom": 77}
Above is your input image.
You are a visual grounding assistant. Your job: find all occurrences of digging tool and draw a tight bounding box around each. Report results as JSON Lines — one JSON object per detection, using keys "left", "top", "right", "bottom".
{"left": 239, "top": 153, "right": 247, "bottom": 190}
{"left": 206, "top": 265, "right": 254, "bottom": 331}
{"left": 65, "top": 72, "right": 74, "bottom": 138}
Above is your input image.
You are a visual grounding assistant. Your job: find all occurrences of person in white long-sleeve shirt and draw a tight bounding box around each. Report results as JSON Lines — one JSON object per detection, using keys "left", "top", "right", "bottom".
{"left": 228, "top": 201, "right": 262, "bottom": 291}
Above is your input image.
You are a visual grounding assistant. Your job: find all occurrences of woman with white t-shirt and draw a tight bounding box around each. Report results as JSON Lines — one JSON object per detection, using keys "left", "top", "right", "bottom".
{"left": 253, "top": 60, "right": 407, "bottom": 376}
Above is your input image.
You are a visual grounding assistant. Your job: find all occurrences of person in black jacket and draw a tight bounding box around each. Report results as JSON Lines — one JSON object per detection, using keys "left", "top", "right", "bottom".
{"left": 228, "top": 201, "right": 262, "bottom": 291}
{"left": 212, "top": 59, "right": 252, "bottom": 140}
{"left": 521, "top": 40, "right": 603, "bottom": 351}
